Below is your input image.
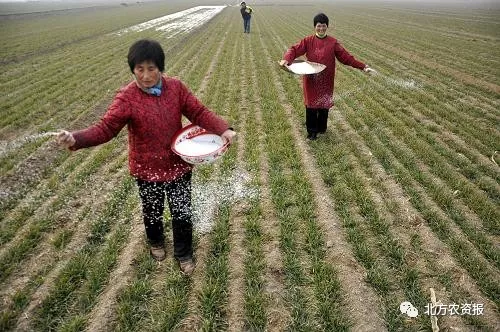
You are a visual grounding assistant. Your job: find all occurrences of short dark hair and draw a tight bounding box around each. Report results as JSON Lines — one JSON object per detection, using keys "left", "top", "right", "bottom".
{"left": 313, "top": 13, "right": 329, "bottom": 27}
{"left": 127, "top": 39, "right": 165, "bottom": 73}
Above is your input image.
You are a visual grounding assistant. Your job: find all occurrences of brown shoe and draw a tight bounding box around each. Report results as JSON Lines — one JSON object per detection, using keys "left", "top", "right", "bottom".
{"left": 179, "top": 259, "right": 195, "bottom": 276}
{"left": 150, "top": 245, "right": 166, "bottom": 261}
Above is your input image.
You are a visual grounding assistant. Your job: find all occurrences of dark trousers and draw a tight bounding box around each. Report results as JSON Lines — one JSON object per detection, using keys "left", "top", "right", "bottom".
{"left": 243, "top": 17, "right": 251, "bottom": 33}
{"left": 136, "top": 172, "right": 193, "bottom": 261}
{"left": 306, "top": 107, "right": 329, "bottom": 134}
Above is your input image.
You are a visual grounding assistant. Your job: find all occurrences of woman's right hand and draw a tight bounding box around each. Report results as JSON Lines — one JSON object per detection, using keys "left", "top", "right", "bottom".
{"left": 57, "top": 130, "right": 76, "bottom": 148}
{"left": 363, "top": 66, "right": 377, "bottom": 75}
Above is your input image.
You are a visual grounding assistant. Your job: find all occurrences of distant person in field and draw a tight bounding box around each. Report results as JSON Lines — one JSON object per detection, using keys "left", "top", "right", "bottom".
{"left": 279, "top": 13, "right": 376, "bottom": 140}
{"left": 56, "top": 39, "right": 236, "bottom": 276}
{"left": 240, "top": 1, "right": 253, "bottom": 33}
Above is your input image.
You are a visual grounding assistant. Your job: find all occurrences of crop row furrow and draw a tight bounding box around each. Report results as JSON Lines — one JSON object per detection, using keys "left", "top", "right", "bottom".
{"left": 241, "top": 38, "right": 274, "bottom": 331}
{"left": 1, "top": 157, "right": 129, "bottom": 330}
{"left": 337, "top": 17, "right": 498, "bottom": 84}
{"left": 28, "top": 177, "right": 136, "bottom": 331}
{"left": 338, "top": 73, "right": 500, "bottom": 248}
{"left": 340, "top": 37, "right": 500, "bottom": 145}
{"left": 341, "top": 105, "right": 500, "bottom": 307}
{"left": 317, "top": 36, "right": 500, "bottom": 199}
{"left": 0, "top": 27, "right": 206, "bottom": 134}
{"left": 340, "top": 66, "right": 500, "bottom": 227}
{"left": 192, "top": 13, "right": 241, "bottom": 330}
{"left": 252, "top": 29, "right": 322, "bottom": 332}
{"left": 0, "top": 3, "right": 183, "bottom": 62}
{"left": 0, "top": 139, "right": 124, "bottom": 269}
{"left": 328, "top": 111, "right": 490, "bottom": 330}
{"left": 0, "top": 154, "right": 129, "bottom": 330}
{"left": 264, "top": 15, "right": 434, "bottom": 331}
{"left": 225, "top": 21, "right": 262, "bottom": 331}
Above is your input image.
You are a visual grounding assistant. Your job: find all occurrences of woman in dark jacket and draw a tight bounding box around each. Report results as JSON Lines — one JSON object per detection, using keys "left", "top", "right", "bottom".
{"left": 57, "top": 39, "right": 236, "bottom": 275}
{"left": 240, "top": 1, "right": 253, "bottom": 33}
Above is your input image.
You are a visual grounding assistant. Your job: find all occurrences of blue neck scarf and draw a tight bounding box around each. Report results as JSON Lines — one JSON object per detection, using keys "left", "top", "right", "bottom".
{"left": 136, "top": 76, "right": 162, "bottom": 96}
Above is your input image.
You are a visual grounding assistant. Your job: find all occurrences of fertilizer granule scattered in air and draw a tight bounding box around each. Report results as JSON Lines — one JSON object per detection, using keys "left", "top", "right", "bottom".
{"left": 0, "top": 131, "right": 59, "bottom": 158}
{"left": 387, "top": 78, "right": 420, "bottom": 89}
{"left": 191, "top": 168, "right": 258, "bottom": 234}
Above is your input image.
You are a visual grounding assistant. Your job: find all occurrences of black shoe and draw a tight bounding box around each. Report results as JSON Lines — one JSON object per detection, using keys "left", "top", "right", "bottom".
{"left": 307, "top": 132, "right": 317, "bottom": 140}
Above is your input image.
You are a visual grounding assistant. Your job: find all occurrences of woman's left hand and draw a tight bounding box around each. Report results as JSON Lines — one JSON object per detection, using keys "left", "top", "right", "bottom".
{"left": 221, "top": 129, "right": 237, "bottom": 144}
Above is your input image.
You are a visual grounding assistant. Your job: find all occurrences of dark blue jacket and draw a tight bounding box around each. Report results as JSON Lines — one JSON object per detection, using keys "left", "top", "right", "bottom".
{"left": 240, "top": 6, "right": 252, "bottom": 19}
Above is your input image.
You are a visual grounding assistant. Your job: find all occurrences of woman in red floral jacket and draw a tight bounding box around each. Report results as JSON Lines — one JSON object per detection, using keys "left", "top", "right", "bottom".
{"left": 57, "top": 39, "right": 236, "bottom": 275}
{"left": 280, "top": 13, "right": 376, "bottom": 140}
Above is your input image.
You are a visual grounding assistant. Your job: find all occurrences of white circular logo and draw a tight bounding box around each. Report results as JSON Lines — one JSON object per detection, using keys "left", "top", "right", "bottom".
{"left": 400, "top": 301, "right": 419, "bottom": 317}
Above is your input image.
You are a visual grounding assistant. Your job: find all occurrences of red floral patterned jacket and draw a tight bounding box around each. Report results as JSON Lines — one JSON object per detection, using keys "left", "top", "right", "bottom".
{"left": 283, "top": 35, "right": 365, "bottom": 109}
{"left": 71, "top": 76, "right": 229, "bottom": 182}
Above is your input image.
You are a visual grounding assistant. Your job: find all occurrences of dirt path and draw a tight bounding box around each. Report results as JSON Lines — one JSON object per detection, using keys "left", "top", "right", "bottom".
{"left": 175, "top": 234, "right": 209, "bottom": 331}
{"left": 226, "top": 35, "right": 248, "bottom": 332}
{"left": 246, "top": 35, "right": 289, "bottom": 331}
{"left": 84, "top": 219, "right": 143, "bottom": 332}
{"left": 226, "top": 213, "right": 246, "bottom": 331}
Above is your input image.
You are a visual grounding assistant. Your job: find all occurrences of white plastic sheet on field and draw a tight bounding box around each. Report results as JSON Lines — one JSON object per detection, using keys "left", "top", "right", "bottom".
{"left": 114, "top": 6, "right": 226, "bottom": 37}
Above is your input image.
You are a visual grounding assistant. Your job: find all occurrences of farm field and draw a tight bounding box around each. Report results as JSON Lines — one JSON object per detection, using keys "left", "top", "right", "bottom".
{"left": 0, "top": 1, "right": 499, "bottom": 331}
